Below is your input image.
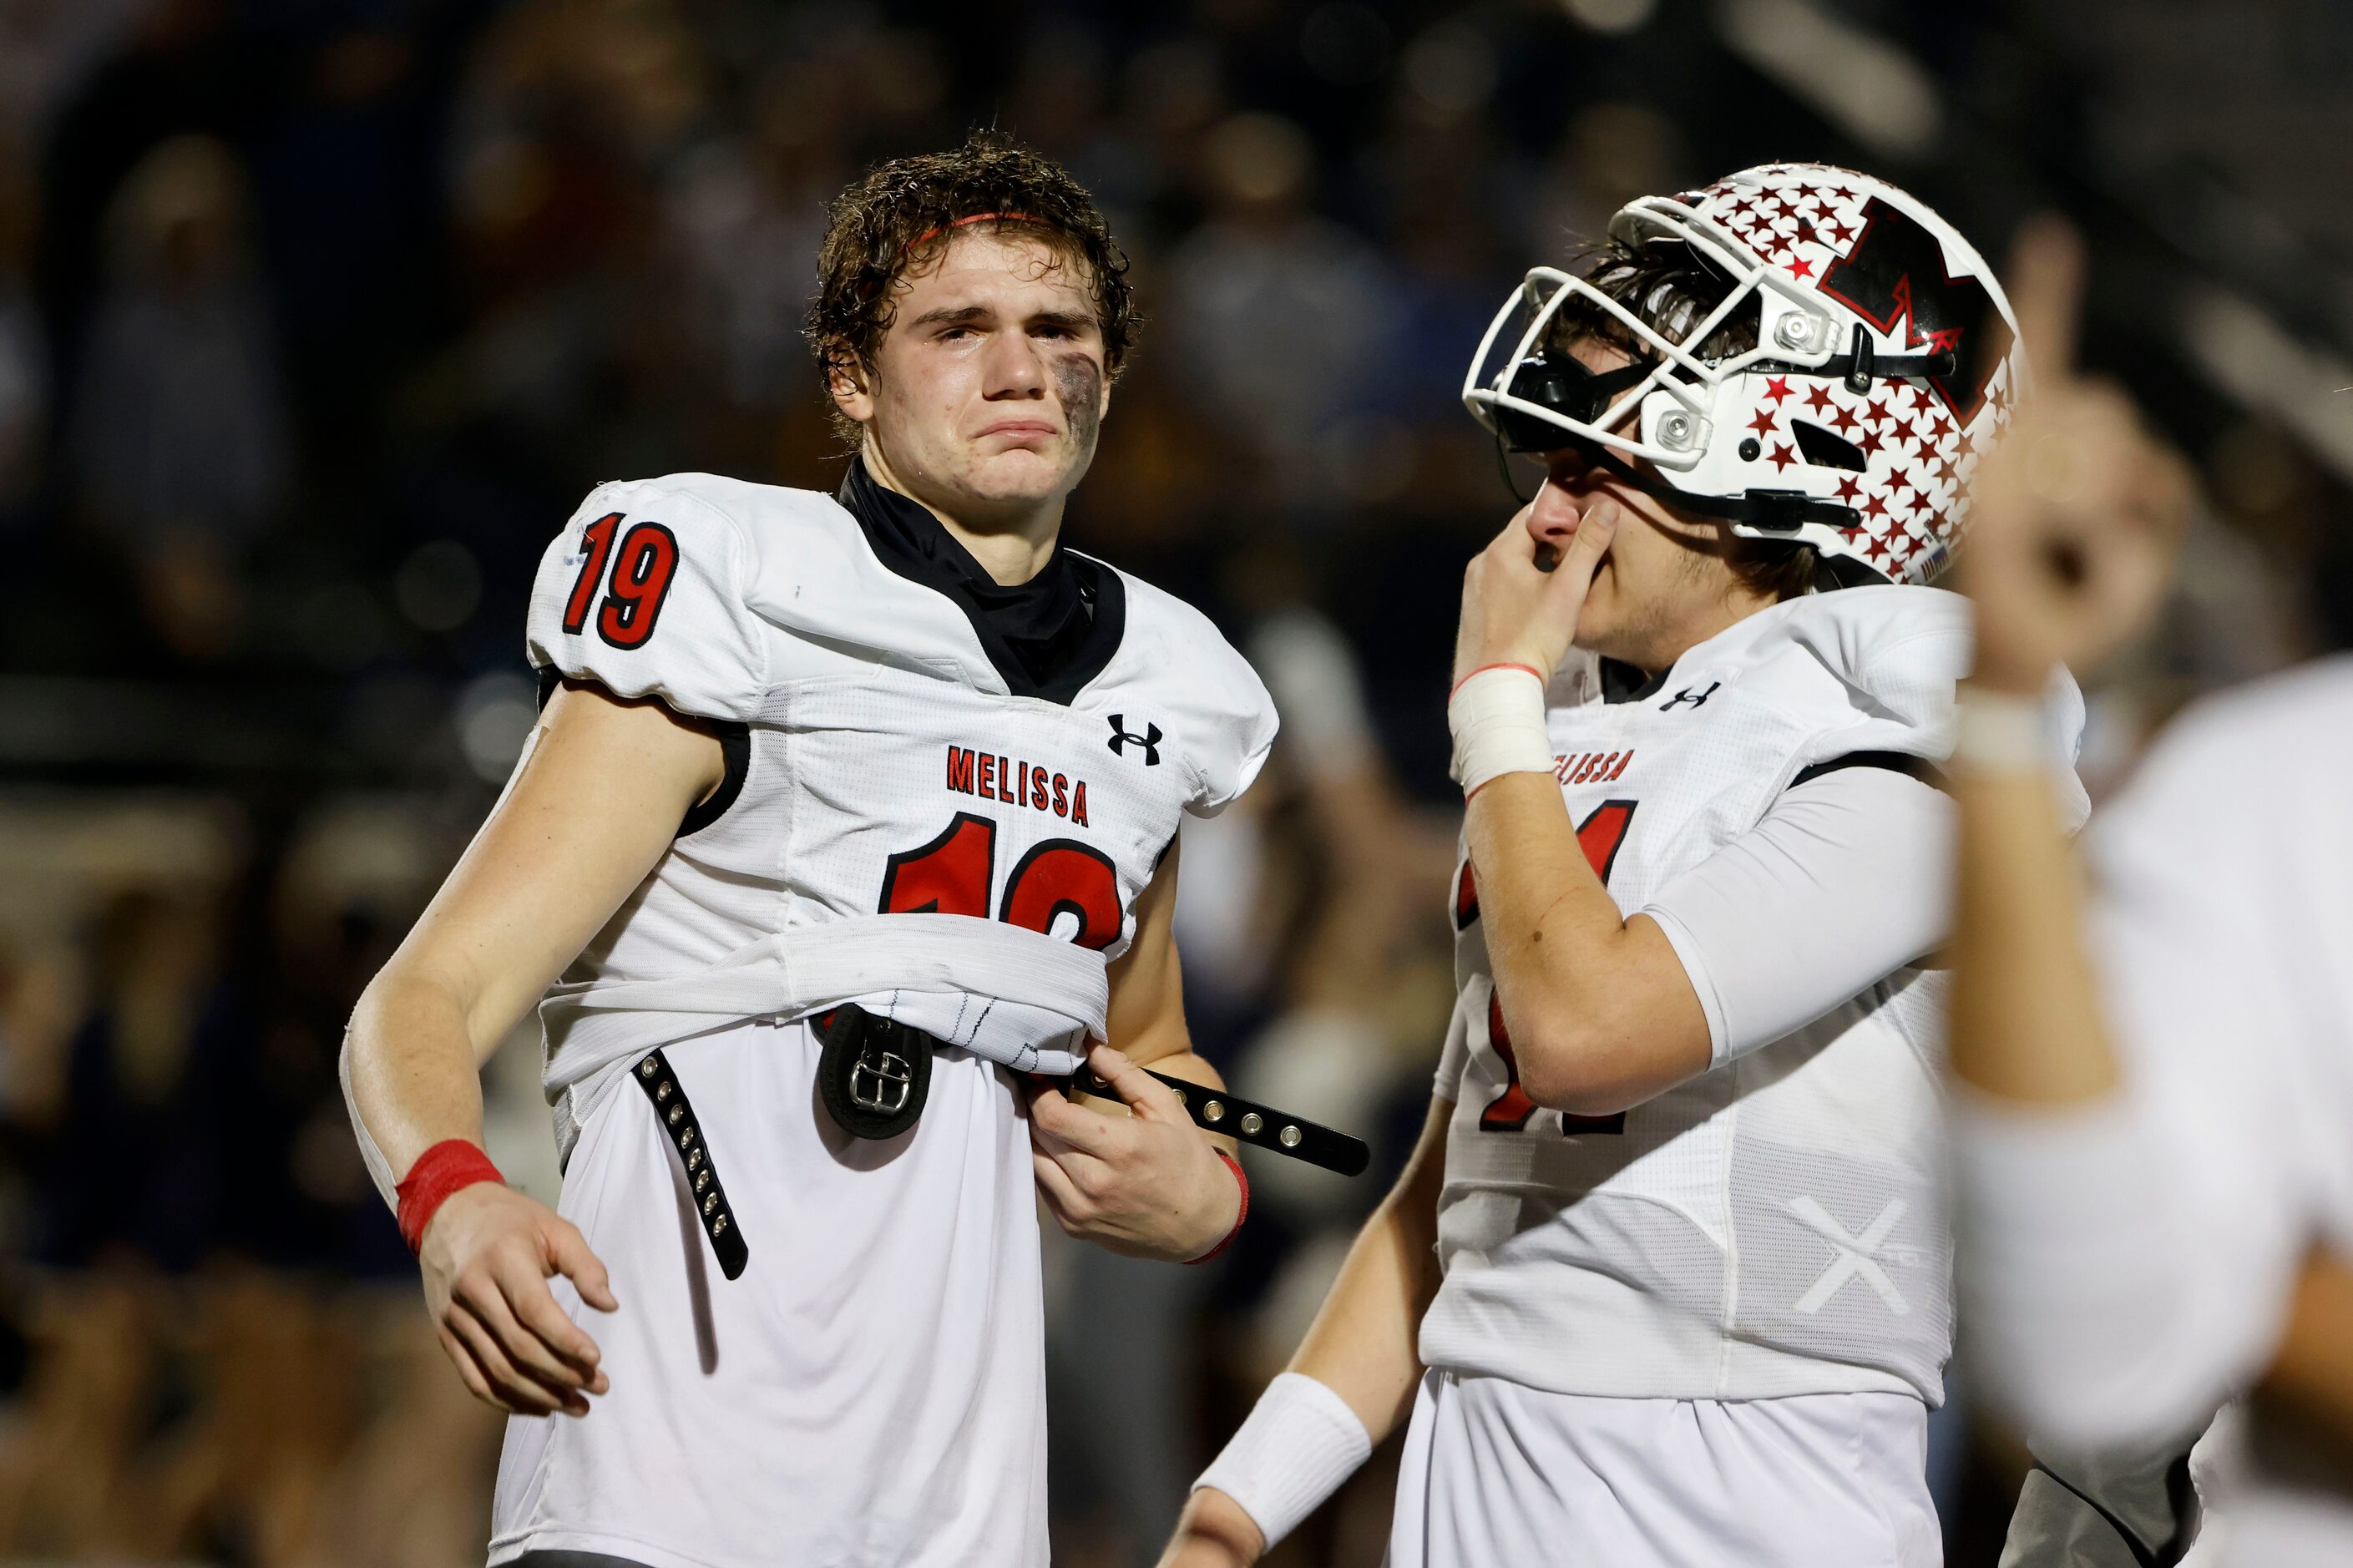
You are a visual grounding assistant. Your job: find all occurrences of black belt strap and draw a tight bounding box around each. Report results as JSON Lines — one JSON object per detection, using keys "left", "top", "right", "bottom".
{"left": 632, "top": 1051, "right": 749, "bottom": 1279}
{"left": 1071, "top": 1065, "right": 1371, "bottom": 1177}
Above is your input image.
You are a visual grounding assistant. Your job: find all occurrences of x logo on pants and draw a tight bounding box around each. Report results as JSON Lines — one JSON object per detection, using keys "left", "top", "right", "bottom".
{"left": 1789, "top": 1196, "right": 1910, "bottom": 1316}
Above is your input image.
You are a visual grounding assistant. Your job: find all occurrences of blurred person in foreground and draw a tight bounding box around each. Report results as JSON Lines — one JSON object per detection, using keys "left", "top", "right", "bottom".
{"left": 1949, "top": 222, "right": 2353, "bottom": 1566}
{"left": 344, "top": 131, "right": 1278, "bottom": 1568}
{"left": 1166, "top": 165, "right": 2074, "bottom": 1566}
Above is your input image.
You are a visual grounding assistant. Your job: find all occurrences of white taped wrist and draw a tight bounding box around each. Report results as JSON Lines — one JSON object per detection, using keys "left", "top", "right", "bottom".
{"left": 1449, "top": 665, "right": 1552, "bottom": 797}
{"left": 1952, "top": 686, "right": 2057, "bottom": 775}
{"left": 1193, "top": 1373, "right": 1373, "bottom": 1550}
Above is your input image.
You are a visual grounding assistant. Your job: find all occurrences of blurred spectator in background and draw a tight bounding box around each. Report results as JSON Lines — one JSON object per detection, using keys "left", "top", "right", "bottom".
{"left": 1167, "top": 111, "right": 1399, "bottom": 516}
{"left": 66, "top": 133, "right": 288, "bottom": 661}
{"left": 0, "top": 132, "right": 45, "bottom": 525}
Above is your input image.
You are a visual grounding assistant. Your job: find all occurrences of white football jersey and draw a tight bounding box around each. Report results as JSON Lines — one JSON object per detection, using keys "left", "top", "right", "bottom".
{"left": 1424, "top": 586, "right": 2084, "bottom": 1407}
{"left": 489, "top": 467, "right": 1274, "bottom": 1568}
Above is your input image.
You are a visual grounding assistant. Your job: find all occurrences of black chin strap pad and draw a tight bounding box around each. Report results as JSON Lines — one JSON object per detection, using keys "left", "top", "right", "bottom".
{"left": 1578, "top": 439, "right": 1862, "bottom": 536}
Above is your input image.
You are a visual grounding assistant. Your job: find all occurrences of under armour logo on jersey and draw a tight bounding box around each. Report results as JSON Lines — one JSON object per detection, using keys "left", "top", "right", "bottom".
{"left": 1789, "top": 1196, "right": 1910, "bottom": 1317}
{"left": 1106, "top": 715, "right": 1162, "bottom": 766}
{"left": 1660, "top": 681, "right": 1721, "bottom": 711}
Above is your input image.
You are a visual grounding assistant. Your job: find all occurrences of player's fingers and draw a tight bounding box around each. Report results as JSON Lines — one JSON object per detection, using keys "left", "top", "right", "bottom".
{"left": 1026, "top": 1083, "right": 1118, "bottom": 1154}
{"left": 2004, "top": 213, "right": 2086, "bottom": 390}
{"left": 459, "top": 1275, "right": 592, "bottom": 1401}
{"left": 1031, "top": 1150, "right": 1092, "bottom": 1225}
{"left": 547, "top": 1218, "right": 620, "bottom": 1314}
{"left": 448, "top": 1302, "right": 576, "bottom": 1416}
{"left": 1546, "top": 511, "right": 1617, "bottom": 606}
{"left": 498, "top": 1269, "right": 608, "bottom": 1394}
{"left": 1084, "top": 1044, "right": 1185, "bottom": 1124}
{"left": 438, "top": 1323, "right": 505, "bottom": 1412}
{"left": 1030, "top": 1120, "right": 1121, "bottom": 1196}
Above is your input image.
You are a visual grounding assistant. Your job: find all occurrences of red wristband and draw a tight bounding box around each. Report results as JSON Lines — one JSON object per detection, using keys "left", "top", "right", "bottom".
{"left": 1186, "top": 1151, "right": 1249, "bottom": 1265}
{"left": 1450, "top": 662, "right": 1546, "bottom": 701}
{"left": 396, "top": 1140, "right": 505, "bottom": 1255}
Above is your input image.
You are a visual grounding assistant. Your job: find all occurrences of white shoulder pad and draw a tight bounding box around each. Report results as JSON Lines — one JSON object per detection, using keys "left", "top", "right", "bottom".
{"left": 525, "top": 475, "right": 774, "bottom": 723}
{"left": 1105, "top": 565, "right": 1280, "bottom": 817}
{"left": 1754, "top": 586, "right": 2091, "bottom": 828}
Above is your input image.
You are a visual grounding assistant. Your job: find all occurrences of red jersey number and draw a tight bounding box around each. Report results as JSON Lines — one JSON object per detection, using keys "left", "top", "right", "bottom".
{"left": 1472, "top": 799, "right": 1637, "bottom": 1135}
{"left": 562, "top": 513, "right": 681, "bottom": 650}
{"left": 880, "top": 814, "right": 1125, "bottom": 950}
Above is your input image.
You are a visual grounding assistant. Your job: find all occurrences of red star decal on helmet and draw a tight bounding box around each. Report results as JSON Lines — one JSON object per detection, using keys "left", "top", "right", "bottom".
{"left": 1789, "top": 220, "right": 1817, "bottom": 245}
{"left": 1932, "top": 453, "right": 1961, "bottom": 485}
{"left": 1855, "top": 425, "right": 1885, "bottom": 457}
{"left": 1804, "top": 383, "right": 1834, "bottom": 413}
{"left": 1747, "top": 407, "right": 1777, "bottom": 437}
{"left": 1989, "top": 382, "right": 2011, "bottom": 412}
{"left": 1865, "top": 532, "right": 1893, "bottom": 564}
{"left": 1955, "top": 430, "right": 1977, "bottom": 459}
{"left": 1834, "top": 475, "right": 1861, "bottom": 501}
{"left": 1768, "top": 441, "right": 1798, "bottom": 471}
{"left": 1886, "top": 469, "right": 1915, "bottom": 498}
{"left": 1929, "top": 411, "right": 1955, "bottom": 442}
{"left": 1861, "top": 493, "right": 1890, "bottom": 519}
{"left": 1825, "top": 219, "right": 1855, "bottom": 246}
{"left": 1763, "top": 376, "right": 1792, "bottom": 403}
{"left": 1789, "top": 256, "right": 1816, "bottom": 280}
{"left": 1904, "top": 426, "right": 1935, "bottom": 457}
{"left": 1830, "top": 402, "right": 1861, "bottom": 436}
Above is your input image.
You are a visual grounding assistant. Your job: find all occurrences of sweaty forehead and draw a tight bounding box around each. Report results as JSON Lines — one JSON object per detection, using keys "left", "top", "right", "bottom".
{"left": 894, "top": 230, "right": 1097, "bottom": 316}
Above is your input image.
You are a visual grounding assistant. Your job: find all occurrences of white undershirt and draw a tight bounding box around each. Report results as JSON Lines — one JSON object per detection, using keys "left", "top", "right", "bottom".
{"left": 1640, "top": 763, "right": 1951, "bottom": 1065}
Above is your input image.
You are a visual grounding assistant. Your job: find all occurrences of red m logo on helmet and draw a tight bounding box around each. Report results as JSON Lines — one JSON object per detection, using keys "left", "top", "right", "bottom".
{"left": 1819, "top": 199, "right": 2013, "bottom": 420}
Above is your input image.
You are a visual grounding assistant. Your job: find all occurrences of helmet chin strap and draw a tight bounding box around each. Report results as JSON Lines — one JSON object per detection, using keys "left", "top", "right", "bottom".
{"left": 1566, "top": 436, "right": 1862, "bottom": 534}
{"left": 1541, "top": 437, "right": 1892, "bottom": 589}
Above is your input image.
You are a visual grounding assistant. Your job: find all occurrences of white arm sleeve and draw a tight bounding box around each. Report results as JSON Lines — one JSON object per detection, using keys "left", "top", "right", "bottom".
{"left": 1639, "top": 763, "right": 1953, "bottom": 1065}
{"left": 1955, "top": 703, "right": 2318, "bottom": 1449}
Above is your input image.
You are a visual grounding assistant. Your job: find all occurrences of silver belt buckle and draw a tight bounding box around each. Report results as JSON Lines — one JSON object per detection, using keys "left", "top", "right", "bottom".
{"left": 849, "top": 1043, "right": 914, "bottom": 1115}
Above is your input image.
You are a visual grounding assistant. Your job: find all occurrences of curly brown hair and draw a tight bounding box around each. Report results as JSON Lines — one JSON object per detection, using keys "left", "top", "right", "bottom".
{"left": 1546, "top": 236, "right": 1824, "bottom": 600}
{"left": 805, "top": 130, "right": 1140, "bottom": 444}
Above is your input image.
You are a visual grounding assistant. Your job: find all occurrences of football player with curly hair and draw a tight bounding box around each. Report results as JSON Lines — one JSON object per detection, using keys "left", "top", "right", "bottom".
{"left": 344, "top": 131, "right": 1277, "bottom": 1568}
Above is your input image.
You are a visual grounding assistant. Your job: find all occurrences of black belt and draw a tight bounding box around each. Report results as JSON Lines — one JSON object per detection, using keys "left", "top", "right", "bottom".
{"left": 639, "top": 1005, "right": 1374, "bottom": 1281}
{"left": 819, "top": 1004, "right": 1369, "bottom": 1175}
{"left": 1067, "top": 1063, "right": 1370, "bottom": 1176}
{"left": 631, "top": 1050, "right": 749, "bottom": 1281}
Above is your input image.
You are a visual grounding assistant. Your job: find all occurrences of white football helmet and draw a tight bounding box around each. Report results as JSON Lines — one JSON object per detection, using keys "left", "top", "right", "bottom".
{"left": 1464, "top": 163, "right": 2027, "bottom": 586}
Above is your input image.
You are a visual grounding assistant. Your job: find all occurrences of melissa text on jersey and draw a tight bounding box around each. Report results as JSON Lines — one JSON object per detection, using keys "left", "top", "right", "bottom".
{"left": 946, "top": 743, "right": 1090, "bottom": 825}
{"left": 1554, "top": 749, "right": 1635, "bottom": 786}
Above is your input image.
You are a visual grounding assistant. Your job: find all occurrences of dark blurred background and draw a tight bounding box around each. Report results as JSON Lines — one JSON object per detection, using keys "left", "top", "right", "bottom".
{"left": 0, "top": 0, "right": 2341, "bottom": 1562}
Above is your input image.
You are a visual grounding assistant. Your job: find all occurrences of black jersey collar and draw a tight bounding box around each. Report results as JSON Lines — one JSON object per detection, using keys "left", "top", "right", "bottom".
{"left": 1600, "top": 657, "right": 1668, "bottom": 704}
{"left": 837, "top": 455, "right": 1126, "bottom": 704}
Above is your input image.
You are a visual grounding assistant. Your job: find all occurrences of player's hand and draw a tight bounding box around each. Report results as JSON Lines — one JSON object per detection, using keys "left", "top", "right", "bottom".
{"left": 1957, "top": 215, "right": 2194, "bottom": 694}
{"left": 1156, "top": 1486, "right": 1267, "bottom": 1568}
{"left": 420, "top": 1181, "right": 619, "bottom": 1417}
{"left": 1028, "top": 1044, "right": 1241, "bottom": 1262}
{"left": 1452, "top": 475, "right": 1618, "bottom": 687}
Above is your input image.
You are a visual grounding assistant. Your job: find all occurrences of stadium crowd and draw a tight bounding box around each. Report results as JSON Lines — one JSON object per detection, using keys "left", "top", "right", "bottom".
{"left": 0, "top": 0, "right": 2337, "bottom": 1563}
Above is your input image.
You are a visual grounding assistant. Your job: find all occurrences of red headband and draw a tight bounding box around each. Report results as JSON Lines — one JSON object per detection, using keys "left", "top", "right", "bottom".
{"left": 908, "top": 210, "right": 1047, "bottom": 246}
